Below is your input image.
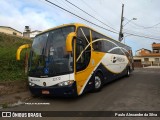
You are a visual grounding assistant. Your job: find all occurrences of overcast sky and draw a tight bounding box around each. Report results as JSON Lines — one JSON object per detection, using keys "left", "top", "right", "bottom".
{"left": 0, "top": 0, "right": 160, "bottom": 54}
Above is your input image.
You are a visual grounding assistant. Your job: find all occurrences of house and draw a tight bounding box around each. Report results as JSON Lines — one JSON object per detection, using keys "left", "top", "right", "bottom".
{"left": 134, "top": 43, "right": 160, "bottom": 67}
{"left": 135, "top": 48, "right": 151, "bottom": 56}
{"left": 30, "top": 30, "right": 41, "bottom": 38}
{"left": 23, "top": 26, "right": 41, "bottom": 39}
{"left": 0, "top": 26, "right": 22, "bottom": 36}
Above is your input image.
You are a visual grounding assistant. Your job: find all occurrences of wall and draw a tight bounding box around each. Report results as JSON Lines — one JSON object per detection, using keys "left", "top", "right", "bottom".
{"left": 0, "top": 27, "right": 22, "bottom": 36}
{"left": 30, "top": 31, "right": 41, "bottom": 38}
{"left": 134, "top": 56, "right": 160, "bottom": 67}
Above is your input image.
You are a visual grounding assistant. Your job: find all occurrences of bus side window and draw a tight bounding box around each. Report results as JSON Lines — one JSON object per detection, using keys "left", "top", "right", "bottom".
{"left": 92, "top": 31, "right": 103, "bottom": 52}
{"left": 93, "top": 41, "right": 103, "bottom": 51}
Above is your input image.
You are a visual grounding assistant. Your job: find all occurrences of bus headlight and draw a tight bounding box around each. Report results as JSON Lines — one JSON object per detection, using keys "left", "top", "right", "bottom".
{"left": 58, "top": 80, "right": 74, "bottom": 87}
{"left": 29, "top": 82, "right": 35, "bottom": 86}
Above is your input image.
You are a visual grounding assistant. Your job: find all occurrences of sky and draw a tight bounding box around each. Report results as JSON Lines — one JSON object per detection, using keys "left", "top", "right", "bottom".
{"left": 0, "top": 0, "right": 160, "bottom": 55}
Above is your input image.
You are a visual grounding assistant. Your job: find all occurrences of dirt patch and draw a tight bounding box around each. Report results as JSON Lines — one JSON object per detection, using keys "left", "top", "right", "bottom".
{"left": 0, "top": 80, "right": 32, "bottom": 106}
{"left": 0, "top": 91, "right": 32, "bottom": 106}
{"left": 0, "top": 80, "right": 28, "bottom": 95}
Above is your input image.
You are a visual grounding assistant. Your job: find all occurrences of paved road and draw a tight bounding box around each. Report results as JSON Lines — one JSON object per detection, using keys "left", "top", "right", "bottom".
{"left": 1, "top": 68, "right": 160, "bottom": 120}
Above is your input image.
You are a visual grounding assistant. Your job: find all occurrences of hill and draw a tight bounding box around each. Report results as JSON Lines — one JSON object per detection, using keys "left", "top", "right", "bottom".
{"left": 0, "top": 33, "right": 32, "bottom": 81}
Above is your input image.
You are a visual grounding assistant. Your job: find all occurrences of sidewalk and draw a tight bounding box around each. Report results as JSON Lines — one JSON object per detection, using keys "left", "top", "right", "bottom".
{"left": 143, "top": 66, "right": 160, "bottom": 68}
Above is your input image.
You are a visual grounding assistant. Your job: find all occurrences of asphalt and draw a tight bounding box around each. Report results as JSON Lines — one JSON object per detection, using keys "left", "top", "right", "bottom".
{"left": 0, "top": 68, "right": 160, "bottom": 120}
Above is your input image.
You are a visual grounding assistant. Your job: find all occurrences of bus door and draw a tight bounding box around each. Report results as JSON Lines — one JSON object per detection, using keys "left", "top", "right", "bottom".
{"left": 75, "top": 27, "right": 92, "bottom": 94}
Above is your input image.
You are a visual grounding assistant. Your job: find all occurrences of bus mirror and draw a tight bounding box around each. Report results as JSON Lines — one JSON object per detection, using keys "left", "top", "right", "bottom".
{"left": 66, "top": 32, "right": 76, "bottom": 52}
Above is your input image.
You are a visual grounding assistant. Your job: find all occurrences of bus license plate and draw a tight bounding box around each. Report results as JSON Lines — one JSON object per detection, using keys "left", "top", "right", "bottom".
{"left": 42, "top": 90, "right": 50, "bottom": 94}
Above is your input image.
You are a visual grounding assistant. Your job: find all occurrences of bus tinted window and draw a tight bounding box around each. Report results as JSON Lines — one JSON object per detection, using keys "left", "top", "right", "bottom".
{"left": 102, "top": 40, "right": 116, "bottom": 53}
{"left": 92, "top": 31, "right": 104, "bottom": 52}
{"left": 91, "top": 30, "right": 132, "bottom": 56}
{"left": 77, "top": 27, "right": 90, "bottom": 44}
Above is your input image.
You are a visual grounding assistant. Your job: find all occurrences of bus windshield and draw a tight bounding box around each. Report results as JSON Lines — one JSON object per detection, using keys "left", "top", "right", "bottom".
{"left": 29, "top": 26, "right": 75, "bottom": 77}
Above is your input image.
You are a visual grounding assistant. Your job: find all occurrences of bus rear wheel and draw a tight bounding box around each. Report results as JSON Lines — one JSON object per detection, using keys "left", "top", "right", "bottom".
{"left": 94, "top": 73, "right": 103, "bottom": 92}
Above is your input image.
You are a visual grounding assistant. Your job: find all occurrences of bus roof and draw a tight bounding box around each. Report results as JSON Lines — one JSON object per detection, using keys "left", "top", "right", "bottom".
{"left": 37, "top": 23, "right": 131, "bottom": 48}
{"left": 38, "top": 23, "right": 84, "bottom": 35}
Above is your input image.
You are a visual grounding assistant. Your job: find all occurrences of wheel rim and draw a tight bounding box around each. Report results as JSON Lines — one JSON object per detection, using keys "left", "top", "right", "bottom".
{"left": 95, "top": 76, "right": 101, "bottom": 89}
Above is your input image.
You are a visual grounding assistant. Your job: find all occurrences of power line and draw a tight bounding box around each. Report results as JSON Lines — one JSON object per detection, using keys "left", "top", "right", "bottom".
{"left": 81, "top": 0, "right": 119, "bottom": 29}
{"left": 124, "top": 17, "right": 160, "bottom": 29}
{"left": 64, "top": 0, "right": 118, "bottom": 31}
{"left": 57, "top": 0, "right": 86, "bottom": 17}
{"left": 123, "top": 24, "right": 160, "bottom": 38}
{"left": 124, "top": 32, "right": 160, "bottom": 41}
{"left": 123, "top": 28, "right": 160, "bottom": 38}
{"left": 44, "top": 0, "right": 118, "bottom": 34}
{"left": 145, "top": 22, "right": 160, "bottom": 29}
{"left": 53, "top": 0, "right": 96, "bottom": 24}
{"left": 122, "top": 17, "right": 160, "bottom": 40}
{"left": 38, "top": 0, "right": 60, "bottom": 16}
{"left": 54, "top": 0, "right": 71, "bottom": 10}
{"left": 41, "top": 0, "right": 160, "bottom": 41}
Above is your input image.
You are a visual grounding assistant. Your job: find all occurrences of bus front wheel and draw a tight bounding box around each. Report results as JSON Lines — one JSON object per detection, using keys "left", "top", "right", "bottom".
{"left": 93, "top": 73, "right": 103, "bottom": 92}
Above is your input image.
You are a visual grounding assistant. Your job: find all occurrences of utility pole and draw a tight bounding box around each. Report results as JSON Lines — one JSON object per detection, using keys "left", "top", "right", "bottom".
{"left": 119, "top": 4, "right": 124, "bottom": 42}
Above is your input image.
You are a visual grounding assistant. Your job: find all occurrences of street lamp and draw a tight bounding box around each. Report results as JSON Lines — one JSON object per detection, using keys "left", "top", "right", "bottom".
{"left": 122, "top": 18, "right": 137, "bottom": 43}
{"left": 123, "top": 18, "right": 137, "bottom": 26}
{"left": 119, "top": 17, "right": 137, "bottom": 42}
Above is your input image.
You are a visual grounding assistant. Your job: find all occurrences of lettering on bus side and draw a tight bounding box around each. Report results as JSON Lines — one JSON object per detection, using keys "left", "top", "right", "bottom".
{"left": 53, "top": 77, "right": 61, "bottom": 81}
{"left": 111, "top": 56, "right": 125, "bottom": 63}
{"left": 116, "top": 56, "right": 125, "bottom": 62}
{"left": 30, "top": 79, "right": 40, "bottom": 82}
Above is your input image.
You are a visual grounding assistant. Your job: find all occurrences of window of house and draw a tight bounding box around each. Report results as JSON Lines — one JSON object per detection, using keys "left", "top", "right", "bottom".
{"left": 13, "top": 32, "right": 17, "bottom": 35}
{"left": 155, "top": 58, "right": 159, "bottom": 62}
{"left": 144, "top": 58, "right": 149, "bottom": 62}
{"left": 153, "top": 49, "right": 159, "bottom": 53}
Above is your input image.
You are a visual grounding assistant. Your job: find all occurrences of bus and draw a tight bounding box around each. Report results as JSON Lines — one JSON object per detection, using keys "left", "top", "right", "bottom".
{"left": 28, "top": 23, "right": 134, "bottom": 97}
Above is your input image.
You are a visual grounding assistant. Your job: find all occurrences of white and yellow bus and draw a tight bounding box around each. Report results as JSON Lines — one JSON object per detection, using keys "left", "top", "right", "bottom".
{"left": 28, "top": 23, "right": 134, "bottom": 96}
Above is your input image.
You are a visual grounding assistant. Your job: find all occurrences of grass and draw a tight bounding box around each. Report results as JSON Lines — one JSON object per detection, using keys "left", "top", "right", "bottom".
{"left": 2, "top": 103, "right": 8, "bottom": 108}
{"left": 0, "top": 32, "right": 32, "bottom": 81}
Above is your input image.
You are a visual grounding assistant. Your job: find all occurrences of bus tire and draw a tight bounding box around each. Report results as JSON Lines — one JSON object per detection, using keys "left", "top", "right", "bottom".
{"left": 93, "top": 72, "right": 103, "bottom": 92}
{"left": 126, "top": 67, "right": 130, "bottom": 77}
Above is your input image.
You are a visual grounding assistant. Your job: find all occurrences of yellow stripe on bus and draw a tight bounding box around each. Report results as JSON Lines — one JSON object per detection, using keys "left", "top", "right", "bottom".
{"left": 75, "top": 51, "right": 105, "bottom": 95}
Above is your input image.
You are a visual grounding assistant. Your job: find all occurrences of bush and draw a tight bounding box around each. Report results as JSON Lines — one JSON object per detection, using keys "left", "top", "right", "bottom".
{"left": 0, "top": 33, "right": 32, "bottom": 81}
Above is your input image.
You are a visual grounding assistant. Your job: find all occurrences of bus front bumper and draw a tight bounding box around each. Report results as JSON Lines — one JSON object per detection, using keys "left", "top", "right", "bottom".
{"left": 29, "top": 82, "right": 77, "bottom": 97}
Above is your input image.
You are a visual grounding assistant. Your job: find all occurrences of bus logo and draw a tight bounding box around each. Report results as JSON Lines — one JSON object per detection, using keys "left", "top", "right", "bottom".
{"left": 113, "top": 57, "right": 117, "bottom": 63}
{"left": 43, "top": 82, "right": 46, "bottom": 86}
{"left": 111, "top": 56, "right": 117, "bottom": 63}
{"left": 111, "top": 56, "right": 125, "bottom": 63}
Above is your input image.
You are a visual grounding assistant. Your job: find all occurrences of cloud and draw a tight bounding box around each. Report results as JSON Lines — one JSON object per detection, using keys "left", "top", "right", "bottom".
{"left": 0, "top": 0, "right": 58, "bottom": 32}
